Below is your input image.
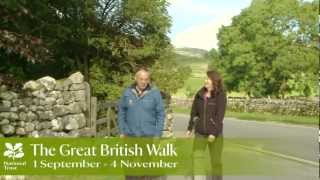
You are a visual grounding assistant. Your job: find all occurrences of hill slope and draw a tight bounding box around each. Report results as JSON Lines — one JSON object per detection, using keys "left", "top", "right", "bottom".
{"left": 173, "top": 48, "right": 210, "bottom": 98}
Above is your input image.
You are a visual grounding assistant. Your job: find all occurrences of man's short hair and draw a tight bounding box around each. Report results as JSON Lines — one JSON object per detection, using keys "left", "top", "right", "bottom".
{"left": 135, "top": 67, "right": 150, "bottom": 77}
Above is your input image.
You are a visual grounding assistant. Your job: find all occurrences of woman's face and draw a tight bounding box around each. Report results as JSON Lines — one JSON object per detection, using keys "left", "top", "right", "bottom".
{"left": 204, "top": 77, "right": 213, "bottom": 90}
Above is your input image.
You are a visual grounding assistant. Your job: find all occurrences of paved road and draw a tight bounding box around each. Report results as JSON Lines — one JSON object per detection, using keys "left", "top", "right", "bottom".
{"left": 167, "top": 113, "right": 319, "bottom": 180}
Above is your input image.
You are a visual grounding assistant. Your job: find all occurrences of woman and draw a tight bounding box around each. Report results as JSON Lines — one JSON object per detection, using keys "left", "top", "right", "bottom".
{"left": 186, "top": 70, "right": 227, "bottom": 180}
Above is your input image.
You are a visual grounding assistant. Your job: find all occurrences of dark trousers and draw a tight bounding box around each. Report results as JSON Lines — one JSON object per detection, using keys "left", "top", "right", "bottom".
{"left": 192, "top": 133, "right": 223, "bottom": 180}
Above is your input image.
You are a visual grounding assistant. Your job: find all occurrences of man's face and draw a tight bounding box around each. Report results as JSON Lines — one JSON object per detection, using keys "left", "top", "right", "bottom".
{"left": 135, "top": 71, "right": 150, "bottom": 90}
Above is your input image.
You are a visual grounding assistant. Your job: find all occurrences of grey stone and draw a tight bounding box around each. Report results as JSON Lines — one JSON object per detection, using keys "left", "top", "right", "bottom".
{"left": 0, "top": 91, "right": 18, "bottom": 100}
{"left": 51, "top": 119, "right": 63, "bottom": 131}
{"left": 72, "top": 90, "right": 86, "bottom": 102}
{"left": 62, "top": 79, "right": 72, "bottom": 90}
{"left": 11, "top": 99, "right": 22, "bottom": 106}
{"left": 38, "top": 111, "right": 54, "bottom": 120}
{"left": 18, "top": 121, "right": 25, "bottom": 127}
{"left": 68, "top": 130, "right": 80, "bottom": 137}
{"left": 18, "top": 105, "right": 27, "bottom": 112}
{"left": 2, "top": 100, "right": 11, "bottom": 107}
{"left": 32, "top": 89, "right": 46, "bottom": 99}
{"left": 36, "top": 76, "right": 56, "bottom": 91}
{"left": 25, "top": 90, "right": 33, "bottom": 97}
{"left": 37, "top": 106, "right": 45, "bottom": 111}
{"left": 1, "top": 124, "right": 15, "bottom": 135}
{"left": 43, "top": 97, "right": 56, "bottom": 106}
{"left": 77, "top": 128, "right": 95, "bottom": 137}
{"left": 16, "top": 128, "right": 26, "bottom": 135}
{"left": 63, "top": 114, "right": 86, "bottom": 130}
{"left": 39, "top": 121, "right": 52, "bottom": 129}
{"left": 32, "top": 98, "right": 40, "bottom": 106}
{"left": 30, "top": 105, "right": 37, "bottom": 112}
{"left": 67, "top": 102, "right": 82, "bottom": 114}
{"left": 39, "top": 129, "right": 54, "bottom": 136}
{"left": 54, "top": 80, "right": 64, "bottom": 90}
{"left": 69, "top": 83, "right": 86, "bottom": 90}
{"left": 54, "top": 132, "right": 68, "bottom": 137}
{"left": 56, "top": 98, "right": 64, "bottom": 105}
{"left": 48, "top": 91, "right": 62, "bottom": 99}
{"left": 26, "top": 111, "right": 37, "bottom": 121}
{"left": 34, "top": 122, "right": 41, "bottom": 130}
{"left": 62, "top": 92, "right": 74, "bottom": 104}
{"left": 10, "top": 112, "right": 18, "bottom": 120}
{"left": 22, "top": 97, "right": 33, "bottom": 106}
{"left": 0, "top": 106, "right": 10, "bottom": 112}
{"left": 64, "top": 119, "right": 79, "bottom": 130}
{"left": 55, "top": 79, "right": 73, "bottom": 91}
{"left": 77, "top": 100, "right": 87, "bottom": 112}
{"left": 10, "top": 107, "right": 18, "bottom": 112}
{"left": 23, "top": 80, "right": 42, "bottom": 91}
{"left": 44, "top": 105, "right": 53, "bottom": 111}
{"left": 68, "top": 72, "right": 84, "bottom": 84}
{"left": 52, "top": 102, "right": 83, "bottom": 116}
{"left": 30, "top": 130, "right": 39, "bottom": 138}
{"left": 53, "top": 105, "right": 68, "bottom": 116}
{"left": 19, "top": 112, "right": 27, "bottom": 121}
{"left": 25, "top": 122, "right": 35, "bottom": 132}
{"left": 0, "top": 85, "right": 7, "bottom": 92}
{"left": 0, "top": 112, "right": 11, "bottom": 119}
{"left": 39, "top": 99, "right": 46, "bottom": 106}
{"left": 0, "top": 119, "right": 9, "bottom": 125}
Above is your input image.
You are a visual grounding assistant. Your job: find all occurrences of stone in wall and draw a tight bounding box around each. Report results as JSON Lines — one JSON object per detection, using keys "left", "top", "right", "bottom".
{"left": 171, "top": 97, "right": 319, "bottom": 117}
{"left": 0, "top": 72, "right": 93, "bottom": 137}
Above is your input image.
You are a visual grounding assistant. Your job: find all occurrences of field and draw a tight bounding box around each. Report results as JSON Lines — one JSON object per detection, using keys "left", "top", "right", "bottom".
{"left": 171, "top": 49, "right": 318, "bottom": 125}
{"left": 173, "top": 51, "right": 247, "bottom": 98}
{"left": 173, "top": 53, "right": 209, "bottom": 98}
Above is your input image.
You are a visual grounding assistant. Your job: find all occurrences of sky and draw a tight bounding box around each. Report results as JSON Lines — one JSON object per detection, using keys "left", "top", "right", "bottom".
{"left": 167, "top": 0, "right": 252, "bottom": 51}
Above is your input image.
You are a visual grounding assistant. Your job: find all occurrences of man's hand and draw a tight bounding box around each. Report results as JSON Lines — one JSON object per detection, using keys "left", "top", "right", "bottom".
{"left": 208, "top": 134, "right": 215, "bottom": 142}
{"left": 120, "top": 134, "right": 126, "bottom": 138}
{"left": 186, "top": 130, "right": 192, "bottom": 138}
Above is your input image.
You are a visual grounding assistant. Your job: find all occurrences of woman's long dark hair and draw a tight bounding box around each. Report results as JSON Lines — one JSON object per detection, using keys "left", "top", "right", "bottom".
{"left": 206, "top": 70, "right": 224, "bottom": 96}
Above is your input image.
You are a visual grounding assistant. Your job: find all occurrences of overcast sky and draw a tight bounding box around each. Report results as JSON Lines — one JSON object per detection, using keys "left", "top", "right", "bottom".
{"left": 167, "top": 0, "right": 252, "bottom": 50}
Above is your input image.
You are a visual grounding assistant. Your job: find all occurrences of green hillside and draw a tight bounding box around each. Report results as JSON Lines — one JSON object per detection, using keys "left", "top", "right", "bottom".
{"left": 173, "top": 48, "right": 210, "bottom": 98}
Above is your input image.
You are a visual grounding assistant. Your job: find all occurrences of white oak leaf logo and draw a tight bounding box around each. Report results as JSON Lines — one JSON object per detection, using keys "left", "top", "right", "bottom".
{"left": 3, "top": 143, "right": 24, "bottom": 159}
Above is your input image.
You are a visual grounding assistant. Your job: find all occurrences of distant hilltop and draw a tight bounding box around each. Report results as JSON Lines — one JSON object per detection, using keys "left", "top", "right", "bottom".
{"left": 174, "top": 47, "right": 209, "bottom": 58}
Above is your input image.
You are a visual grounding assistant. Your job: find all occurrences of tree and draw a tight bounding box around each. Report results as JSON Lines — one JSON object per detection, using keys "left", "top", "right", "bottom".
{"left": 89, "top": 0, "right": 173, "bottom": 100}
{"left": 150, "top": 47, "right": 192, "bottom": 96}
{"left": 0, "top": 0, "right": 97, "bottom": 82}
{"left": 1, "top": 0, "right": 179, "bottom": 101}
{"left": 209, "top": 0, "right": 319, "bottom": 98}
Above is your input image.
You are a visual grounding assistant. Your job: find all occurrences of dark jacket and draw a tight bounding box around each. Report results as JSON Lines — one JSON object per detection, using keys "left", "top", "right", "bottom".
{"left": 187, "top": 87, "right": 227, "bottom": 136}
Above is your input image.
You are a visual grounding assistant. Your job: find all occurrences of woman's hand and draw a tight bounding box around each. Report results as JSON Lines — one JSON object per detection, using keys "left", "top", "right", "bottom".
{"left": 208, "top": 134, "right": 215, "bottom": 142}
{"left": 186, "top": 130, "right": 193, "bottom": 138}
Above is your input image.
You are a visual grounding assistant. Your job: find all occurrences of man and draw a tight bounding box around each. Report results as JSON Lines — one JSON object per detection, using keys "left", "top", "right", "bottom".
{"left": 118, "top": 68, "right": 165, "bottom": 137}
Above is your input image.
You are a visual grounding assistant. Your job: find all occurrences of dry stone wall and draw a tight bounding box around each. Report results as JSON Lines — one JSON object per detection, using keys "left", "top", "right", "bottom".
{"left": 172, "top": 97, "right": 319, "bottom": 116}
{"left": 0, "top": 72, "right": 93, "bottom": 137}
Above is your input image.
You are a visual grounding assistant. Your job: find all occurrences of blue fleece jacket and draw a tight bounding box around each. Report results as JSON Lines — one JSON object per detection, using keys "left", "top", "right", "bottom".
{"left": 117, "top": 85, "right": 165, "bottom": 137}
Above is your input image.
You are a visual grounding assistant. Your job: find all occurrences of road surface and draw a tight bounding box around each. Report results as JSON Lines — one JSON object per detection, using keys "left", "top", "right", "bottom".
{"left": 167, "top": 113, "right": 319, "bottom": 180}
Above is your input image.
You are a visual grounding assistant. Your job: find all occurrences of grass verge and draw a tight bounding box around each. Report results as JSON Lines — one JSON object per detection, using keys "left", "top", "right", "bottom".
{"left": 172, "top": 106, "right": 318, "bottom": 126}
